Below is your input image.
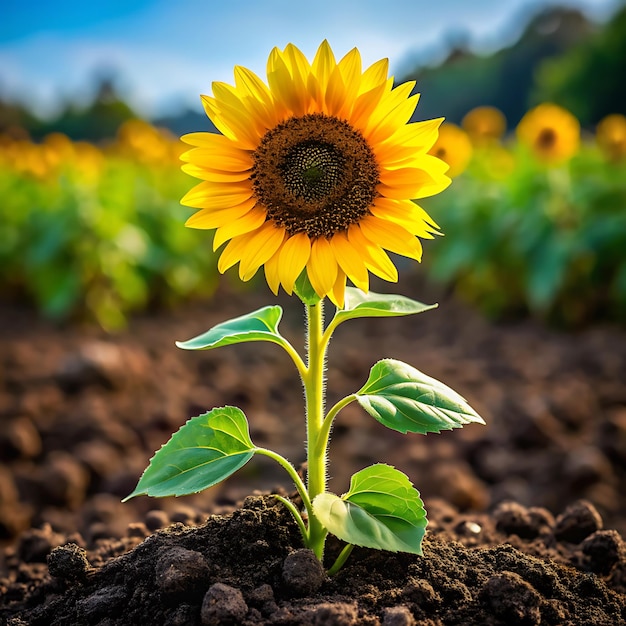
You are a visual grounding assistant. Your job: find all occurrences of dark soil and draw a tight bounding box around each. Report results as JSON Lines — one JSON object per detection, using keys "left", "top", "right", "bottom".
{"left": 1, "top": 277, "right": 626, "bottom": 624}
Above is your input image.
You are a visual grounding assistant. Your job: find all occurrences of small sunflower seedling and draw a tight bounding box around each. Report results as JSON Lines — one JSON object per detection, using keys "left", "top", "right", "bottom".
{"left": 125, "top": 41, "right": 485, "bottom": 573}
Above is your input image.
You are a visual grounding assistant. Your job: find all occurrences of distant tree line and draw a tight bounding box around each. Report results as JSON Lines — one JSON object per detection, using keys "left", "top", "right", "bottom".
{"left": 403, "top": 5, "right": 626, "bottom": 129}
{"left": 1, "top": 4, "right": 624, "bottom": 141}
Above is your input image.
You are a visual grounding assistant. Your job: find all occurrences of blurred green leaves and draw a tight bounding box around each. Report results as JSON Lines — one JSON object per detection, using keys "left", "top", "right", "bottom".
{"left": 3, "top": 113, "right": 626, "bottom": 331}
{"left": 423, "top": 145, "right": 626, "bottom": 327}
{"left": 0, "top": 145, "right": 219, "bottom": 329}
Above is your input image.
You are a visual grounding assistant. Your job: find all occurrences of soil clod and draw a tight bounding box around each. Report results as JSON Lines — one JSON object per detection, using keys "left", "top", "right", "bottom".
{"left": 282, "top": 548, "right": 326, "bottom": 597}
{"left": 200, "top": 582, "right": 248, "bottom": 625}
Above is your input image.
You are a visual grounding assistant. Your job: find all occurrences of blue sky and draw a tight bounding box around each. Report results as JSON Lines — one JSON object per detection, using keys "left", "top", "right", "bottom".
{"left": 1, "top": 0, "right": 620, "bottom": 118}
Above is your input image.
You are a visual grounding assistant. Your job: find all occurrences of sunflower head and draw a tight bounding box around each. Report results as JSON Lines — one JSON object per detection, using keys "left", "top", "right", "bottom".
{"left": 462, "top": 106, "right": 507, "bottom": 145}
{"left": 428, "top": 123, "right": 473, "bottom": 178}
{"left": 516, "top": 103, "right": 580, "bottom": 165}
{"left": 181, "top": 41, "right": 451, "bottom": 306}
{"left": 596, "top": 113, "right": 626, "bottom": 162}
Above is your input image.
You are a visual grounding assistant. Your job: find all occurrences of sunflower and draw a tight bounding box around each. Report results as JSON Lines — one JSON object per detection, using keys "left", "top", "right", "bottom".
{"left": 596, "top": 113, "right": 626, "bottom": 162}
{"left": 180, "top": 41, "right": 450, "bottom": 306}
{"left": 516, "top": 103, "right": 580, "bottom": 165}
{"left": 428, "top": 123, "right": 473, "bottom": 178}
{"left": 461, "top": 106, "right": 506, "bottom": 145}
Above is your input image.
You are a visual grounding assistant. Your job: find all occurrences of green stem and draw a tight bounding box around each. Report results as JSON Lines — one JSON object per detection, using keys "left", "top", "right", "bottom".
{"left": 320, "top": 315, "right": 338, "bottom": 355}
{"left": 254, "top": 447, "right": 313, "bottom": 523}
{"left": 278, "top": 338, "right": 308, "bottom": 381}
{"left": 318, "top": 394, "right": 357, "bottom": 458}
{"left": 274, "top": 495, "right": 308, "bottom": 544}
{"left": 304, "top": 300, "right": 328, "bottom": 559}
{"left": 327, "top": 544, "right": 354, "bottom": 576}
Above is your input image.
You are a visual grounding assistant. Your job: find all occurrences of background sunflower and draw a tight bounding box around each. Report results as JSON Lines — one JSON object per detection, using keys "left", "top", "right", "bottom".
{"left": 516, "top": 103, "right": 580, "bottom": 164}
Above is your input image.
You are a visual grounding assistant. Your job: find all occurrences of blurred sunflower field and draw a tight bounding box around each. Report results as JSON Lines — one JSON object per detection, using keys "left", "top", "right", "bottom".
{"left": 423, "top": 106, "right": 626, "bottom": 327}
{"left": 0, "top": 121, "right": 220, "bottom": 329}
{"left": 1, "top": 105, "right": 625, "bottom": 330}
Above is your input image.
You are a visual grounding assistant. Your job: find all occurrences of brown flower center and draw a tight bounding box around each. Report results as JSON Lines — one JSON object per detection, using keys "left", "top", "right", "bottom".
{"left": 536, "top": 127, "right": 557, "bottom": 150}
{"left": 251, "top": 113, "right": 380, "bottom": 238}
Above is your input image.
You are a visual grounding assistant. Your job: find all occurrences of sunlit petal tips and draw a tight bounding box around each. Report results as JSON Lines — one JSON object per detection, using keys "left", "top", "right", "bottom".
{"left": 182, "top": 41, "right": 451, "bottom": 306}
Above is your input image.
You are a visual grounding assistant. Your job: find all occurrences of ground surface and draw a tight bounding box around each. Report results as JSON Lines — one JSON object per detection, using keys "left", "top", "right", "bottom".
{"left": 1, "top": 278, "right": 626, "bottom": 624}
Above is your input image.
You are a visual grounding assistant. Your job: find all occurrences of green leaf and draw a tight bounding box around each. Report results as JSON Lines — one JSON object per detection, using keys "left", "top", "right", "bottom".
{"left": 294, "top": 270, "right": 321, "bottom": 305}
{"left": 123, "top": 406, "right": 255, "bottom": 500}
{"left": 355, "top": 359, "right": 484, "bottom": 434}
{"left": 313, "top": 464, "right": 427, "bottom": 554}
{"left": 176, "top": 306, "right": 286, "bottom": 351}
{"left": 333, "top": 288, "right": 437, "bottom": 324}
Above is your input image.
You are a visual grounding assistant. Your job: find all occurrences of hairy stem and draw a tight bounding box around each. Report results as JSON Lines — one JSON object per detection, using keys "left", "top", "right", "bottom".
{"left": 254, "top": 447, "right": 313, "bottom": 522}
{"left": 317, "top": 394, "right": 357, "bottom": 459}
{"left": 304, "top": 300, "right": 328, "bottom": 559}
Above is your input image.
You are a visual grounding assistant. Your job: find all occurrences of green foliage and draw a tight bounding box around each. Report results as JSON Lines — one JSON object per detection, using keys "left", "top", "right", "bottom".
{"left": 402, "top": 7, "right": 593, "bottom": 126}
{"left": 312, "top": 464, "right": 427, "bottom": 554}
{"left": 176, "top": 305, "right": 286, "bottom": 351}
{"left": 294, "top": 270, "right": 322, "bottom": 305}
{"left": 126, "top": 291, "right": 483, "bottom": 570}
{"left": 423, "top": 146, "right": 626, "bottom": 327}
{"left": 124, "top": 406, "right": 255, "bottom": 499}
{"left": 355, "top": 359, "right": 484, "bottom": 434}
{"left": 533, "top": 6, "right": 626, "bottom": 124}
{"left": 0, "top": 147, "right": 219, "bottom": 329}
{"left": 331, "top": 288, "right": 437, "bottom": 326}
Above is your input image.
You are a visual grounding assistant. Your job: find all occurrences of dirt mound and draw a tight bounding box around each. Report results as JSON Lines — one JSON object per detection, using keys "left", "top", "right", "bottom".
{"left": 2, "top": 495, "right": 625, "bottom": 625}
{"left": 1, "top": 279, "right": 626, "bottom": 623}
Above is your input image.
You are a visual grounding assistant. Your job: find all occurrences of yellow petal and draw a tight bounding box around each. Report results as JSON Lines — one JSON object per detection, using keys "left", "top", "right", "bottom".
{"left": 411, "top": 174, "right": 451, "bottom": 199}
{"left": 347, "top": 224, "right": 398, "bottom": 282}
{"left": 181, "top": 132, "right": 244, "bottom": 149}
{"left": 180, "top": 146, "right": 253, "bottom": 172}
{"left": 284, "top": 44, "right": 312, "bottom": 84}
{"left": 360, "top": 215, "right": 422, "bottom": 261}
{"left": 218, "top": 233, "right": 254, "bottom": 273}
{"left": 366, "top": 91, "right": 420, "bottom": 145}
{"left": 234, "top": 65, "right": 273, "bottom": 109}
{"left": 338, "top": 48, "right": 362, "bottom": 93}
{"left": 379, "top": 155, "right": 451, "bottom": 200}
{"left": 379, "top": 166, "right": 433, "bottom": 187}
{"left": 181, "top": 163, "right": 251, "bottom": 182}
{"left": 200, "top": 95, "right": 238, "bottom": 144}
{"left": 278, "top": 232, "right": 311, "bottom": 294}
{"left": 329, "top": 268, "right": 347, "bottom": 308}
{"left": 212, "top": 81, "right": 266, "bottom": 138}
{"left": 311, "top": 40, "right": 336, "bottom": 96}
{"left": 358, "top": 57, "right": 389, "bottom": 94}
{"left": 350, "top": 80, "right": 390, "bottom": 132}
{"left": 238, "top": 222, "right": 286, "bottom": 281}
{"left": 267, "top": 48, "right": 307, "bottom": 117}
{"left": 377, "top": 161, "right": 450, "bottom": 200}
{"left": 329, "top": 232, "right": 369, "bottom": 292}
{"left": 213, "top": 206, "right": 267, "bottom": 250}
{"left": 325, "top": 65, "right": 346, "bottom": 116}
{"left": 181, "top": 181, "right": 253, "bottom": 209}
{"left": 185, "top": 198, "right": 257, "bottom": 229}
{"left": 370, "top": 198, "right": 439, "bottom": 237}
{"left": 264, "top": 249, "right": 282, "bottom": 295}
{"left": 362, "top": 81, "right": 414, "bottom": 137}
{"left": 233, "top": 65, "right": 281, "bottom": 128}
{"left": 307, "top": 237, "right": 338, "bottom": 298}
{"left": 201, "top": 95, "right": 259, "bottom": 150}
{"left": 375, "top": 118, "right": 444, "bottom": 165}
